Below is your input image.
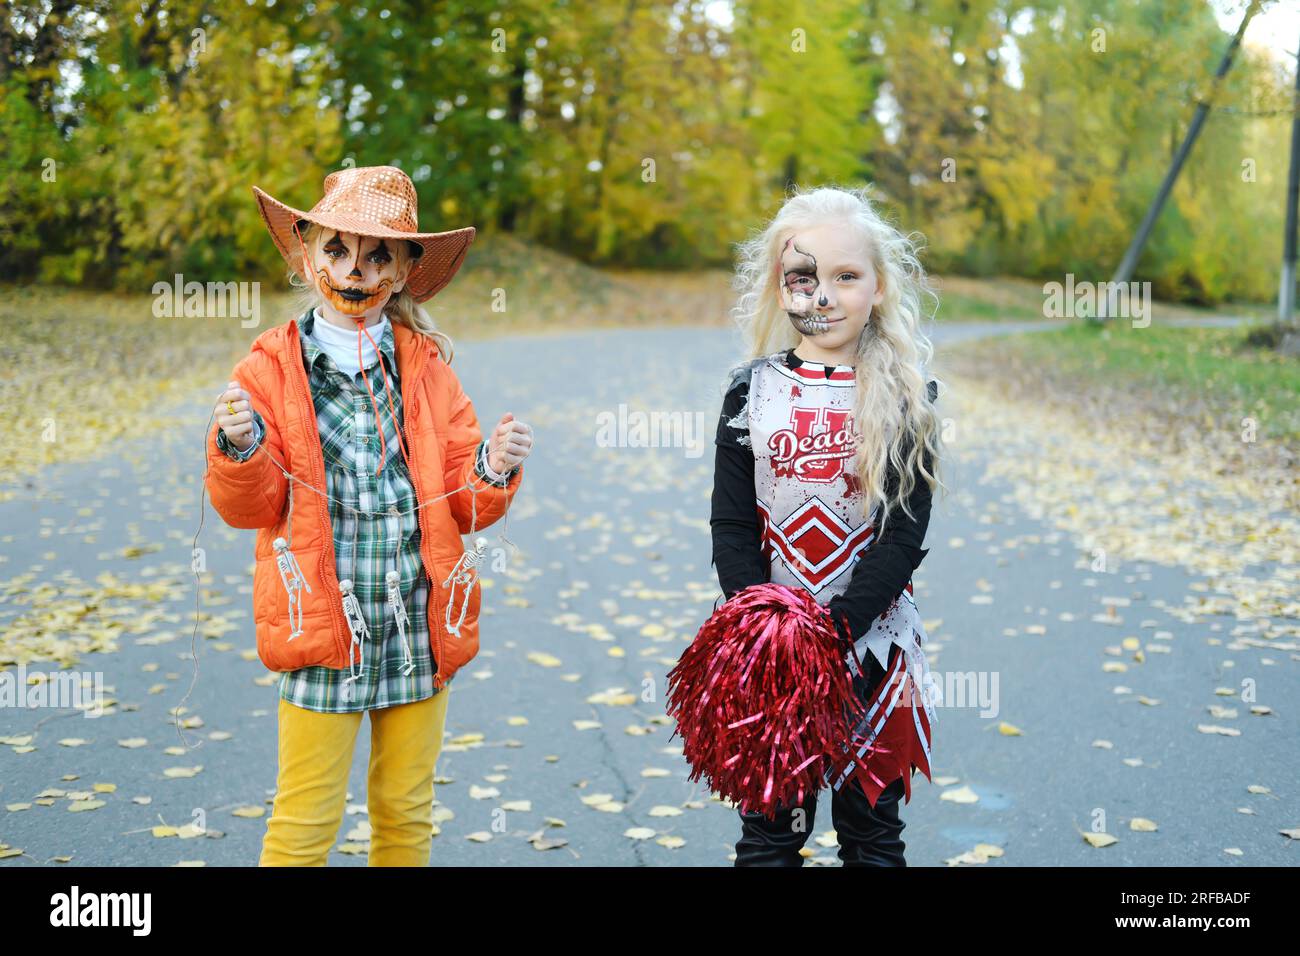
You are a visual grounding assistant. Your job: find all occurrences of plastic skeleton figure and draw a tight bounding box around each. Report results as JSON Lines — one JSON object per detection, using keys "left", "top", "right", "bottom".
{"left": 273, "top": 537, "right": 312, "bottom": 641}
{"left": 274, "top": 531, "right": 494, "bottom": 702}
{"left": 338, "top": 578, "right": 370, "bottom": 702}
{"left": 443, "top": 536, "right": 489, "bottom": 638}
{"left": 385, "top": 569, "right": 416, "bottom": 677}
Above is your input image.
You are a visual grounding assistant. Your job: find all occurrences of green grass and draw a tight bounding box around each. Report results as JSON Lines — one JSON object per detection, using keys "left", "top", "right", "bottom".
{"left": 935, "top": 289, "right": 1045, "bottom": 323}
{"left": 930, "top": 275, "right": 1051, "bottom": 323}
{"left": 951, "top": 319, "right": 1300, "bottom": 446}
{"left": 929, "top": 273, "right": 1283, "bottom": 325}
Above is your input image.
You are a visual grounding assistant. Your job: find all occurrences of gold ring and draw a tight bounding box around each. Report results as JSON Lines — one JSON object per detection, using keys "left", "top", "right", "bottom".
{"left": 226, "top": 401, "right": 237, "bottom": 416}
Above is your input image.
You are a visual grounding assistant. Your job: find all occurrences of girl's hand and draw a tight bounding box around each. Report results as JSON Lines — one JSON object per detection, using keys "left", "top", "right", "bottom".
{"left": 488, "top": 412, "right": 533, "bottom": 474}
{"left": 216, "top": 380, "right": 257, "bottom": 451}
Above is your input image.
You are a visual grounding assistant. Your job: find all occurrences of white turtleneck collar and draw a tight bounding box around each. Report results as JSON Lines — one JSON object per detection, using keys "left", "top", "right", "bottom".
{"left": 308, "top": 307, "right": 390, "bottom": 378}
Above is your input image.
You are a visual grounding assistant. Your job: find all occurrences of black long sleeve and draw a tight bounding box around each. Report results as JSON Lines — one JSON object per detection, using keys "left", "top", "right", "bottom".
{"left": 710, "top": 376, "right": 769, "bottom": 599}
{"left": 710, "top": 372, "right": 938, "bottom": 643}
{"left": 827, "top": 381, "right": 937, "bottom": 644}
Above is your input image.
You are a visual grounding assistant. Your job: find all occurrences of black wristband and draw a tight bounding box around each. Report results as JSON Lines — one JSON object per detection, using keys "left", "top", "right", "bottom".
{"left": 826, "top": 601, "right": 855, "bottom": 649}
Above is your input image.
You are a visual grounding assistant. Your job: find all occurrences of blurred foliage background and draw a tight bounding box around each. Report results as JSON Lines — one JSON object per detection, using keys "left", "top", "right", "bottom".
{"left": 1, "top": 0, "right": 1295, "bottom": 304}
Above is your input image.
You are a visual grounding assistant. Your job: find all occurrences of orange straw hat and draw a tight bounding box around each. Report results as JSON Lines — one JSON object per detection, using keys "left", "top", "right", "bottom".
{"left": 252, "top": 165, "right": 475, "bottom": 303}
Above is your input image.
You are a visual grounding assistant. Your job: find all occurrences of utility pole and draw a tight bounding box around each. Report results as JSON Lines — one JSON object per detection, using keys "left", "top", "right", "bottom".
{"left": 1096, "top": 0, "right": 1261, "bottom": 324}
{"left": 1277, "top": 27, "right": 1300, "bottom": 347}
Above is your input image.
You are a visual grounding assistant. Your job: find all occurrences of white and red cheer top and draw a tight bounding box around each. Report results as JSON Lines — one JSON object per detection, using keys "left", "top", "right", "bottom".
{"left": 710, "top": 348, "right": 941, "bottom": 804}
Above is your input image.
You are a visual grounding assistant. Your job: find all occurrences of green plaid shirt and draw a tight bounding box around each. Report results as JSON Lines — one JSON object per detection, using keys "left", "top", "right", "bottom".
{"left": 217, "top": 309, "right": 514, "bottom": 712}
{"left": 275, "top": 309, "right": 436, "bottom": 712}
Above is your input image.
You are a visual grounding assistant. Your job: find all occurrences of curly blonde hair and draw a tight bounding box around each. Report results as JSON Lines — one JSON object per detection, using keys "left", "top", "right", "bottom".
{"left": 730, "top": 184, "right": 947, "bottom": 536}
{"left": 289, "top": 223, "right": 456, "bottom": 364}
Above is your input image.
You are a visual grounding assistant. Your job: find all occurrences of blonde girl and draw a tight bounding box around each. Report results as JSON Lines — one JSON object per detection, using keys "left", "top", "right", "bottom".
{"left": 710, "top": 184, "right": 946, "bottom": 866}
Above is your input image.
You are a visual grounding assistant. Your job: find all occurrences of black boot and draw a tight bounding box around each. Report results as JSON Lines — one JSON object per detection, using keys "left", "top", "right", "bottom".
{"left": 831, "top": 774, "right": 907, "bottom": 866}
{"left": 734, "top": 790, "right": 818, "bottom": 866}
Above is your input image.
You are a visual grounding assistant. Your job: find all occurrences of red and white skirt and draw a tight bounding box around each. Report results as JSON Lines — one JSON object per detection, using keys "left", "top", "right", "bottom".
{"left": 825, "top": 582, "right": 938, "bottom": 807}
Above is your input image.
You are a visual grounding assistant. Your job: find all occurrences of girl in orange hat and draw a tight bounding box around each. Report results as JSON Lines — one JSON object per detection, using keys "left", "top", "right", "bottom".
{"left": 206, "top": 166, "right": 532, "bottom": 866}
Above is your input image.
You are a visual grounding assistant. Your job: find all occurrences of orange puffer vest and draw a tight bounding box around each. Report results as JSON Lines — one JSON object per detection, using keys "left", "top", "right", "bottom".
{"left": 204, "top": 316, "right": 523, "bottom": 689}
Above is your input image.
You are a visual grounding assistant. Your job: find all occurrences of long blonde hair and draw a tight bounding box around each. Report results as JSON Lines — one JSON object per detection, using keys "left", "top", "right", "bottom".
{"left": 731, "top": 184, "right": 946, "bottom": 537}
{"left": 289, "top": 223, "right": 456, "bottom": 363}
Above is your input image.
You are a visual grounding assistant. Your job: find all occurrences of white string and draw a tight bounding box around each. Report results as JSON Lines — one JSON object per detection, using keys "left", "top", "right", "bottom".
{"left": 187, "top": 386, "right": 521, "bottom": 730}
{"left": 251, "top": 419, "right": 516, "bottom": 696}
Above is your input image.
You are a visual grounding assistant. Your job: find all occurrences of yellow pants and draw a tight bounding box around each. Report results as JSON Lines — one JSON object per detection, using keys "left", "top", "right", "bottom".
{"left": 259, "top": 689, "right": 451, "bottom": 866}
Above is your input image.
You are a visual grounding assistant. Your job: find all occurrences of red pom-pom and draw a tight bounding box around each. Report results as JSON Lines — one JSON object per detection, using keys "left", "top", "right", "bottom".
{"left": 666, "top": 582, "right": 866, "bottom": 819}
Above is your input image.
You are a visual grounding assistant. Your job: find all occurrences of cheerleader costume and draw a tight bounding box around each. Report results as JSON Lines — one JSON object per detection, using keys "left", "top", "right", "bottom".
{"left": 710, "top": 348, "right": 939, "bottom": 865}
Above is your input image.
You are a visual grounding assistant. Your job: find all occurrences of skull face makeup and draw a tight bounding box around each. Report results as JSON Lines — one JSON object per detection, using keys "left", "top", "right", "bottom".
{"left": 306, "top": 228, "right": 416, "bottom": 327}
{"left": 780, "top": 239, "right": 832, "bottom": 335}
{"left": 776, "top": 223, "right": 885, "bottom": 363}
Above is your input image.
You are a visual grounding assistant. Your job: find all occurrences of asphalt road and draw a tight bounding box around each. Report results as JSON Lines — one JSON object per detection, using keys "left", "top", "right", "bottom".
{"left": 1, "top": 319, "right": 1294, "bottom": 867}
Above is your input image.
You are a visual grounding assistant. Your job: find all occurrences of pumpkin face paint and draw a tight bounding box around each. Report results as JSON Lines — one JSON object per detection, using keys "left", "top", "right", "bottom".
{"left": 310, "top": 230, "right": 411, "bottom": 323}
